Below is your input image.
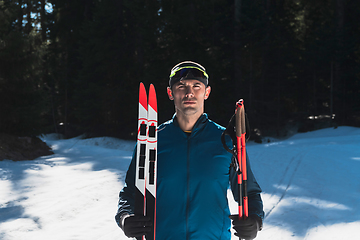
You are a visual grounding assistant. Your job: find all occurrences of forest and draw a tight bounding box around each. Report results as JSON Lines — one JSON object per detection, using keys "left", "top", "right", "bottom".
{"left": 1, "top": 0, "right": 359, "bottom": 140}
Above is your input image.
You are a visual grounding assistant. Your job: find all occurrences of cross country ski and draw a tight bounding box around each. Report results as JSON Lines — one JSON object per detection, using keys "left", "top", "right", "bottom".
{"left": 135, "top": 82, "right": 158, "bottom": 240}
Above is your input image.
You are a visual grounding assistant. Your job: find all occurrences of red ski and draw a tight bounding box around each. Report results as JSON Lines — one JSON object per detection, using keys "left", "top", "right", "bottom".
{"left": 135, "top": 83, "right": 157, "bottom": 240}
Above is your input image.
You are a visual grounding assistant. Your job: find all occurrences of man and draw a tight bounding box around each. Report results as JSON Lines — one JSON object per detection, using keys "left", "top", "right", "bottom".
{"left": 115, "top": 61, "right": 264, "bottom": 240}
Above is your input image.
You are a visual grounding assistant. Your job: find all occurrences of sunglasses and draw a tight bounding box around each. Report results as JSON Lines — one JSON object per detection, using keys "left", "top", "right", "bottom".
{"left": 169, "top": 66, "right": 209, "bottom": 81}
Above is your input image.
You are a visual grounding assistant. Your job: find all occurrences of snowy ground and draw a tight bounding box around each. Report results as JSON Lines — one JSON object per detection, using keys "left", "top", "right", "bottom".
{"left": 1, "top": 126, "right": 360, "bottom": 239}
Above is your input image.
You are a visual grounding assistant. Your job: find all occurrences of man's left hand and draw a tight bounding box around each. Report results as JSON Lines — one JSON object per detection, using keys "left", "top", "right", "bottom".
{"left": 229, "top": 214, "right": 262, "bottom": 240}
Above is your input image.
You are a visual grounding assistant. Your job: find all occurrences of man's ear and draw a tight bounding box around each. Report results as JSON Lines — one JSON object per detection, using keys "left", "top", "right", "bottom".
{"left": 204, "top": 86, "right": 211, "bottom": 100}
{"left": 167, "top": 87, "right": 174, "bottom": 100}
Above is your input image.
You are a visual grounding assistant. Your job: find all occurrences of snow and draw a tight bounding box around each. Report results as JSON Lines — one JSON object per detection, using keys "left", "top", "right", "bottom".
{"left": 1, "top": 127, "right": 360, "bottom": 239}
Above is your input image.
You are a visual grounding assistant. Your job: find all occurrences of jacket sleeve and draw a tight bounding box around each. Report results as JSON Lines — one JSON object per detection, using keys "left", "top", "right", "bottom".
{"left": 229, "top": 152, "right": 264, "bottom": 219}
{"left": 115, "top": 148, "right": 136, "bottom": 227}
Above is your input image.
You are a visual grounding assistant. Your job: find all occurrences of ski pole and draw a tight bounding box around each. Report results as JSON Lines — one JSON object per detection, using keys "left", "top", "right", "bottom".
{"left": 220, "top": 99, "right": 250, "bottom": 239}
{"left": 235, "top": 99, "right": 248, "bottom": 220}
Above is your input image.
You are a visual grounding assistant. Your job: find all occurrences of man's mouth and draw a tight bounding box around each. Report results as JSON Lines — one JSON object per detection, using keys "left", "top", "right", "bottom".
{"left": 183, "top": 99, "right": 196, "bottom": 105}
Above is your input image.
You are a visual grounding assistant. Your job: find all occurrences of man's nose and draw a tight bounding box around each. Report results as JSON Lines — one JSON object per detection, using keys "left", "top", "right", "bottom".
{"left": 185, "top": 86, "right": 194, "bottom": 97}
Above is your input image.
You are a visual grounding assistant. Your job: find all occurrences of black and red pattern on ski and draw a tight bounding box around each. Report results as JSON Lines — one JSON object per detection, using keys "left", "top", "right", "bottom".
{"left": 135, "top": 82, "right": 157, "bottom": 240}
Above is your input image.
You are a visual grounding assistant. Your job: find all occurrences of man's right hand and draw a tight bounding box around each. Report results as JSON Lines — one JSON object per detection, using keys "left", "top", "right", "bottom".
{"left": 120, "top": 214, "right": 153, "bottom": 238}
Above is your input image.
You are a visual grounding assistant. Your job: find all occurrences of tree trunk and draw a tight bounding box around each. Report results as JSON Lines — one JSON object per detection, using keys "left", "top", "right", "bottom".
{"left": 18, "top": 0, "right": 23, "bottom": 31}
{"left": 40, "top": 0, "right": 46, "bottom": 41}
{"left": 25, "top": 0, "right": 32, "bottom": 34}
{"left": 234, "top": 0, "right": 242, "bottom": 98}
{"left": 334, "top": 0, "right": 345, "bottom": 123}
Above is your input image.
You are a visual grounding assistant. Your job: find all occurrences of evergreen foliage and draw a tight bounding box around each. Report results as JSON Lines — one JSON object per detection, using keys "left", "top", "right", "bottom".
{"left": 1, "top": 0, "right": 360, "bottom": 138}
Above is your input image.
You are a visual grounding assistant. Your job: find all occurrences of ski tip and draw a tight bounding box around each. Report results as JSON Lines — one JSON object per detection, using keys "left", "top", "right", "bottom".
{"left": 139, "top": 82, "right": 148, "bottom": 110}
{"left": 149, "top": 84, "right": 157, "bottom": 112}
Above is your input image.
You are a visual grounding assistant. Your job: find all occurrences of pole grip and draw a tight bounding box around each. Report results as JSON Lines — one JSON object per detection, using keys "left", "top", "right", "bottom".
{"left": 235, "top": 100, "right": 245, "bottom": 137}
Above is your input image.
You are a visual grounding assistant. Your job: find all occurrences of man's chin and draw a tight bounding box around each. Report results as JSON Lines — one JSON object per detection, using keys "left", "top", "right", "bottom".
{"left": 182, "top": 108, "right": 198, "bottom": 116}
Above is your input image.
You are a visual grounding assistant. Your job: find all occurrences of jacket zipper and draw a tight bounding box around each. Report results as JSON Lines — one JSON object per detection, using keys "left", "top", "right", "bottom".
{"left": 186, "top": 135, "right": 191, "bottom": 240}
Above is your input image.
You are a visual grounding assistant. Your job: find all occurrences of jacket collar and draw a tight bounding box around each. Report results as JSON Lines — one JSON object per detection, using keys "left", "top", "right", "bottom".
{"left": 172, "top": 113, "right": 208, "bottom": 136}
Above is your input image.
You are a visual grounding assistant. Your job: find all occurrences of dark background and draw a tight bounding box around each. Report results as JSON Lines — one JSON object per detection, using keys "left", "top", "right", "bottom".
{"left": 1, "top": 0, "right": 359, "bottom": 140}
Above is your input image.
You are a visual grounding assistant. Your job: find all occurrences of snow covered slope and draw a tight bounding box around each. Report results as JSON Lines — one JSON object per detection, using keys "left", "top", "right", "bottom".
{"left": 0, "top": 127, "right": 359, "bottom": 240}
{"left": 247, "top": 126, "right": 360, "bottom": 240}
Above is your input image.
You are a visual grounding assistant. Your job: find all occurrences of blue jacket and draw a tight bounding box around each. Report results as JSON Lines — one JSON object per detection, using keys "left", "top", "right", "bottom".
{"left": 116, "top": 113, "right": 264, "bottom": 240}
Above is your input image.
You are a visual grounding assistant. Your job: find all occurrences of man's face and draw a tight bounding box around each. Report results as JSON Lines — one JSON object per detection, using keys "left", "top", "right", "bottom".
{"left": 167, "top": 79, "right": 211, "bottom": 117}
